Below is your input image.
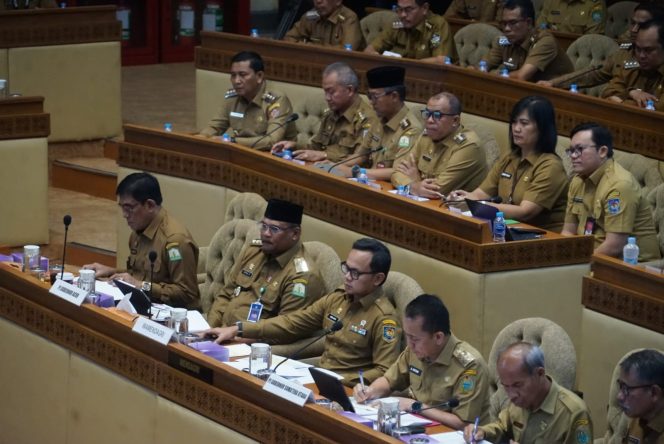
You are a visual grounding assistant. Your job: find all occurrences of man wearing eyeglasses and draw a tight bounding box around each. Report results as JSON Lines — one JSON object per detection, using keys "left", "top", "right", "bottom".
{"left": 204, "top": 238, "right": 400, "bottom": 387}
{"left": 602, "top": 20, "right": 664, "bottom": 111}
{"left": 83, "top": 173, "right": 200, "bottom": 309}
{"left": 206, "top": 199, "right": 325, "bottom": 329}
{"left": 561, "top": 122, "right": 661, "bottom": 261}
{"left": 283, "top": 0, "right": 364, "bottom": 50}
{"left": 536, "top": 0, "right": 606, "bottom": 35}
{"left": 613, "top": 349, "right": 664, "bottom": 444}
{"left": 482, "top": 0, "right": 573, "bottom": 82}
{"left": 365, "top": 0, "right": 455, "bottom": 64}
{"left": 444, "top": 0, "right": 503, "bottom": 22}
{"left": 391, "top": 92, "right": 487, "bottom": 199}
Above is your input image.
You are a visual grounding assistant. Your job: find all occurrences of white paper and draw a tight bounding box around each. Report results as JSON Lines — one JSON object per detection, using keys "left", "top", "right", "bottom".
{"left": 429, "top": 430, "right": 492, "bottom": 444}
{"left": 186, "top": 310, "right": 210, "bottom": 332}
{"left": 116, "top": 293, "right": 137, "bottom": 314}
{"left": 225, "top": 343, "right": 252, "bottom": 358}
{"left": 223, "top": 354, "right": 315, "bottom": 385}
{"left": 350, "top": 399, "right": 433, "bottom": 427}
{"left": 382, "top": 50, "right": 402, "bottom": 58}
{"left": 95, "top": 280, "right": 126, "bottom": 301}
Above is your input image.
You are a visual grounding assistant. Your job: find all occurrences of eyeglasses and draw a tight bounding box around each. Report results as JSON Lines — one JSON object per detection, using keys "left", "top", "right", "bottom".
{"left": 634, "top": 44, "right": 662, "bottom": 56}
{"left": 367, "top": 91, "right": 389, "bottom": 101}
{"left": 257, "top": 221, "right": 295, "bottom": 235}
{"left": 119, "top": 202, "right": 142, "bottom": 213}
{"left": 340, "top": 261, "right": 376, "bottom": 280}
{"left": 499, "top": 18, "right": 526, "bottom": 29}
{"left": 395, "top": 5, "right": 418, "bottom": 14}
{"left": 564, "top": 145, "right": 597, "bottom": 157}
{"left": 617, "top": 380, "right": 652, "bottom": 396}
{"left": 421, "top": 108, "right": 456, "bottom": 121}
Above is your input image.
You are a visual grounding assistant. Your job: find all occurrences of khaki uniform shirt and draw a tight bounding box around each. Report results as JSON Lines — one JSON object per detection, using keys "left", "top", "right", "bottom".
{"left": 310, "top": 96, "right": 382, "bottom": 163}
{"left": 486, "top": 30, "right": 574, "bottom": 81}
{"left": 372, "top": 105, "right": 422, "bottom": 169}
{"left": 601, "top": 62, "right": 664, "bottom": 111}
{"left": 552, "top": 45, "right": 633, "bottom": 89}
{"left": 482, "top": 378, "right": 593, "bottom": 444}
{"left": 370, "top": 12, "right": 455, "bottom": 60}
{"left": 242, "top": 287, "right": 400, "bottom": 387}
{"left": 621, "top": 408, "right": 664, "bottom": 444}
{"left": 565, "top": 159, "right": 661, "bottom": 261}
{"left": 444, "top": 0, "right": 502, "bottom": 22}
{"left": 207, "top": 240, "right": 326, "bottom": 329}
{"left": 384, "top": 334, "right": 491, "bottom": 424}
{"left": 199, "top": 81, "right": 297, "bottom": 150}
{"left": 480, "top": 151, "right": 569, "bottom": 231}
{"left": 536, "top": 0, "right": 606, "bottom": 35}
{"left": 126, "top": 208, "right": 199, "bottom": 309}
{"left": 391, "top": 126, "right": 487, "bottom": 195}
{"left": 284, "top": 5, "right": 364, "bottom": 50}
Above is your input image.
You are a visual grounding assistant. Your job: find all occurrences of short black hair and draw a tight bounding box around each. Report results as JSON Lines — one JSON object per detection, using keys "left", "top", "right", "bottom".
{"left": 620, "top": 349, "right": 664, "bottom": 389}
{"left": 405, "top": 294, "right": 451, "bottom": 335}
{"left": 509, "top": 95, "right": 558, "bottom": 155}
{"left": 638, "top": 19, "right": 664, "bottom": 48}
{"left": 634, "top": 3, "right": 664, "bottom": 22}
{"left": 231, "top": 51, "right": 264, "bottom": 73}
{"left": 570, "top": 122, "right": 614, "bottom": 158}
{"left": 116, "top": 172, "right": 163, "bottom": 205}
{"left": 413, "top": 0, "right": 429, "bottom": 7}
{"left": 351, "top": 238, "right": 391, "bottom": 283}
{"left": 503, "top": 0, "right": 535, "bottom": 21}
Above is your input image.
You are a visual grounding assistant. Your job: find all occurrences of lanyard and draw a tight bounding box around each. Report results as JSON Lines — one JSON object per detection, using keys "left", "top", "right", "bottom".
{"left": 507, "top": 158, "right": 528, "bottom": 204}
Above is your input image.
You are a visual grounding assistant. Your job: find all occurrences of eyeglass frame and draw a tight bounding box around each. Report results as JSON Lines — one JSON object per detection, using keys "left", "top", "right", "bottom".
{"left": 616, "top": 379, "right": 653, "bottom": 396}
{"left": 340, "top": 261, "right": 377, "bottom": 280}
{"left": 499, "top": 18, "right": 527, "bottom": 29}
{"left": 257, "top": 221, "right": 298, "bottom": 235}
{"left": 395, "top": 5, "right": 420, "bottom": 15}
{"left": 564, "top": 144, "right": 598, "bottom": 157}
{"left": 420, "top": 108, "right": 457, "bottom": 121}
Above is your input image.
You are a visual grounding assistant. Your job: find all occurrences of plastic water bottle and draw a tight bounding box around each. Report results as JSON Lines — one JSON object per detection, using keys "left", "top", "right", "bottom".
{"left": 344, "top": 44, "right": 353, "bottom": 51}
{"left": 444, "top": 56, "right": 452, "bottom": 65}
{"left": 221, "top": 133, "right": 231, "bottom": 142}
{"left": 623, "top": 237, "right": 639, "bottom": 265}
{"left": 164, "top": 123, "right": 173, "bottom": 132}
{"left": 250, "top": 28, "right": 259, "bottom": 38}
{"left": 493, "top": 211, "right": 506, "bottom": 243}
{"left": 570, "top": 83, "right": 578, "bottom": 93}
{"left": 479, "top": 60, "right": 488, "bottom": 72}
{"left": 500, "top": 68, "right": 510, "bottom": 78}
{"left": 357, "top": 168, "right": 369, "bottom": 185}
{"left": 282, "top": 149, "right": 293, "bottom": 160}
{"left": 646, "top": 100, "right": 655, "bottom": 111}
{"left": 397, "top": 185, "right": 407, "bottom": 196}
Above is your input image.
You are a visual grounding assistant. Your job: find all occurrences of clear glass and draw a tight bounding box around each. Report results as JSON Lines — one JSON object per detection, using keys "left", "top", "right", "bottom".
{"left": 168, "top": 308, "right": 189, "bottom": 342}
{"left": 249, "top": 343, "right": 271, "bottom": 375}
{"left": 23, "top": 245, "right": 40, "bottom": 272}
{"left": 377, "top": 398, "right": 400, "bottom": 436}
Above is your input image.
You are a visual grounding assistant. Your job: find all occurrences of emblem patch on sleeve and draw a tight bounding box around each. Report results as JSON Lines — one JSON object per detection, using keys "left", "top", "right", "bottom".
{"left": 292, "top": 282, "right": 306, "bottom": 298}
{"left": 574, "top": 419, "right": 591, "bottom": 444}
{"left": 383, "top": 325, "right": 396, "bottom": 342}
{"left": 166, "top": 243, "right": 182, "bottom": 262}
{"left": 607, "top": 198, "right": 621, "bottom": 214}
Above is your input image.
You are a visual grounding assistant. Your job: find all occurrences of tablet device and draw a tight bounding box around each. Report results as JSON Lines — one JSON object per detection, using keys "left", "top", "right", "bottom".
{"left": 465, "top": 199, "right": 499, "bottom": 221}
{"left": 113, "top": 279, "right": 152, "bottom": 316}
{"left": 308, "top": 367, "right": 355, "bottom": 412}
{"left": 506, "top": 227, "right": 547, "bottom": 241}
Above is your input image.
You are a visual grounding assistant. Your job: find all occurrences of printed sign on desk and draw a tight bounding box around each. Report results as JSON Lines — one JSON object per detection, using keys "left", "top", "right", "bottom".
{"left": 49, "top": 279, "right": 88, "bottom": 306}
{"left": 132, "top": 316, "right": 174, "bottom": 346}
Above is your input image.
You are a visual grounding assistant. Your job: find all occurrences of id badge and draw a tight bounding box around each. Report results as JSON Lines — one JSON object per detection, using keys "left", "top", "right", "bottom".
{"left": 584, "top": 217, "right": 595, "bottom": 235}
{"left": 247, "top": 302, "right": 263, "bottom": 323}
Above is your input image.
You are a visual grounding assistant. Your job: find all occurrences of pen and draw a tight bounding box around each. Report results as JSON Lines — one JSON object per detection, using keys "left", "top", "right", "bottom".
{"left": 471, "top": 416, "right": 479, "bottom": 443}
{"left": 359, "top": 369, "right": 366, "bottom": 394}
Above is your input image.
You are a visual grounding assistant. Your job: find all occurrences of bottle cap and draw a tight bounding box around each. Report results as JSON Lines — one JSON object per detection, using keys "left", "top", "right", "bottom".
{"left": 496, "top": 212, "right": 504, "bottom": 217}
{"left": 628, "top": 236, "right": 636, "bottom": 243}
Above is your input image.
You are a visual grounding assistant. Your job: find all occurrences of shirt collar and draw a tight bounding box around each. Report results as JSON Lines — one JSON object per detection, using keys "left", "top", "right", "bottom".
{"left": 326, "top": 5, "right": 344, "bottom": 24}
{"left": 534, "top": 376, "right": 559, "bottom": 415}
{"left": 273, "top": 240, "right": 302, "bottom": 268}
{"left": 413, "top": 13, "right": 433, "bottom": 35}
{"left": 646, "top": 405, "right": 664, "bottom": 433}
{"left": 340, "top": 95, "right": 362, "bottom": 121}
{"left": 587, "top": 158, "right": 613, "bottom": 185}
{"left": 385, "top": 104, "right": 409, "bottom": 131}
{"left": 348, "top": 286, "right": 385, "bottom": 308}
{"left": 434, "top": 333, "right": 460, "bottom": 365}
{"left": 140, "top": 207, "right": 164, "bottom": 240}
{"left": 249, "top": 81, "right": 268, "bottom": 107}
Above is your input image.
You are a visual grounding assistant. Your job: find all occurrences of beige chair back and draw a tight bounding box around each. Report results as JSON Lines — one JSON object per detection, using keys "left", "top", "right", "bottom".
{"left": 292, "top": 91, "right": 328, "bottom": 149}
{"left": 487, "top": 318, "right": 577, "bottom": 421}
{"left": 453, "top": 23, "right": 502, "bottom": 67}
{"left": 605, "top": 1, "right": 638, "bottom": 39}
{"left": 223, "top": 192, "right": 267, "bottom": 223}
{"left": 566, "top": 34, "right": 619, "bottom": 97}
{"left": 360, "top": 10, "right": 398, "bottom": 47}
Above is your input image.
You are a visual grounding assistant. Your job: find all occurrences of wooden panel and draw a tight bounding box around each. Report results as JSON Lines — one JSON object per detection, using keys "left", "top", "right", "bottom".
{"left": 0, "top": 96, "right": 49, "bottom": 139}
{"left": 0, "top": 6, "right": 121, "bottom": 48}
{"left": 118, "top": 124, "right": 594, "bottom": 273}
{"left": 195, "top": 32, "right": 664, "bottom": 161}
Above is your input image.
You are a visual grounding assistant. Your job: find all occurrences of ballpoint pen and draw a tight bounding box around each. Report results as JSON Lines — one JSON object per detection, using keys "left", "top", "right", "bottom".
{"left": 359, "top": 369, "right": 366, "bottom": 394}
{"left": 471, "top": 416, "right": 480, "bottom": 444}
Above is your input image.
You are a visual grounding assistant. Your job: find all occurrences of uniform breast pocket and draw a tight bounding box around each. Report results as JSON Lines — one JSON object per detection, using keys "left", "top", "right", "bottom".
{"left": 337, "top": 135, "right": 357, "bottom": 155}
{"left": 259, "top": 283, "right": 280, "bottom": 311}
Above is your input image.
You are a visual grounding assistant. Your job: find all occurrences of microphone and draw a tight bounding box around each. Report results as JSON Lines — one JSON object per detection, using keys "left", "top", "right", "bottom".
{"left": 551, "top": 65, "right": 602, "bottom": 88}
{"left": 60, "top": 215, "right": 72, "bottom": 281}
{"left": 326, "top": 146, "right": 384, "bottom": 173}
{"left": 409, "top": 397, "right": 460, "bottom": 414}
{"left": 250, "top": 113, "right": 299, "bottom": 148}
{"left": 272, "top": 320, "right": 343, "bottom": 373}
{"left": 148, "top": 250, "right": 157, "bottom": 305}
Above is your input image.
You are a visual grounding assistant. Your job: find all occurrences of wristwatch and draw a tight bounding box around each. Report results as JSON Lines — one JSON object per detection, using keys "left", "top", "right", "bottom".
{"left": 236, "top": 321, "right": 243, "bottom": 337}
{"left": 141, "top": 281, "right": 152, "bottom": 292}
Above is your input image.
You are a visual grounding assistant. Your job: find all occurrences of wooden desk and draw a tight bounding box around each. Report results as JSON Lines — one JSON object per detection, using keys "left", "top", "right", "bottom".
{"left": 0, "top": 96, "right": 49, "bottom": 139}
{"left": 0, "top": 263, "right": 449, "bottom": 443}
{"left": 196, "top": 32, "right": 664, "bottom": 161}
{"left": 119, "top": 124, "right": 593, "bottom": 273}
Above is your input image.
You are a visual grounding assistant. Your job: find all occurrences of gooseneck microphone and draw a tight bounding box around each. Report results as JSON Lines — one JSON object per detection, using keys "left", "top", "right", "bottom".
{"left": 60, "top": 215, "right": 72, "bottom": 281}
{"left": 409, "top": 397, "right": 460, "bottom": 414}
{"left": 250, "top": 113, "right": 299, "bottom": 148}
{"left": 272, "top": 320, "right": 343, "bottom": 373}
{"left": 148, "top": 250, "right": 157, "bottom": 299}
{"left": 326, "top": 146, "right": 384, "bottom": 173}
{"left": 477, "top": 196, "right": 503, "bottom": 204}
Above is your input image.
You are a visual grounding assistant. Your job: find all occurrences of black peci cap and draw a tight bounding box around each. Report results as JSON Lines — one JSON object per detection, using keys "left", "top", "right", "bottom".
{"left": 264, "top": 199, "right": 303, "bottom": 224}
{"left": 366, "top": 66, "right": 405, "bottom": 89}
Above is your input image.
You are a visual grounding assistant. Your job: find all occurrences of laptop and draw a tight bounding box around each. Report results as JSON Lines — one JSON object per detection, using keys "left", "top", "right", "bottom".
{"left": 113, "top": 279, "right": 152, "bottom": 316}
{"left": 308, "top": 367, "right": 355, "bottom": 412}
{"left": 465, "top": 198, "right": 499, "bottom": 221}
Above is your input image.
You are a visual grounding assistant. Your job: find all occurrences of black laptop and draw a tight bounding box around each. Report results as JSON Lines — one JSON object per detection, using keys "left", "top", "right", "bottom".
{"left": 308, "top": 367, "right": 355, "bottom": 412}
{"left": 113, "top": 279, "right": 152, "bottom": 316}
{"left": 465, "top": 198, "right": 499, "bottom": 221}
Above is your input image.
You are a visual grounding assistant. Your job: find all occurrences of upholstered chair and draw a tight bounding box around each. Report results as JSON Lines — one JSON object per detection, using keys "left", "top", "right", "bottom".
{"left": 360, "top": 10, "right": 398, "bottom": 47}
{"left": 291, "top": 91, "right": 328, "bottom": 149}
{"left": 223, "top": 192, "right": 267, "bottom": 223}
{"left": 605, "top": 1, "right": 638, "bottom": 39}
{"left": 454, "top": 23, "right": 502, "bottom": 67}
{"left": 566, "top": 34, "right": 619, "bottom": 97}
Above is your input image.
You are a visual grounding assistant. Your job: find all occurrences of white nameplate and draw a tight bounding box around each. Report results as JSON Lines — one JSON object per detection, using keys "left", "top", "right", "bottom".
{"left": 382, "top": 50, "right": 402, "bottom": 58}
{"left": 263, "top": 374, "right": 313, "bottom": 407}
{"left": 49, "top": 279, "right": 88, "bottom": 306}
{"left": 132, "top": 317, "right": 174, "bottom": 346}
{"left": 229, "top": 111, "right": 244, "bottom": 118}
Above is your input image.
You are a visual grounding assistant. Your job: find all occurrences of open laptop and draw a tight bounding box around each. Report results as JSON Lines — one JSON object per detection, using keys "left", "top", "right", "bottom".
{"left": 113, "top": 279, "right": 152, "bottom": 316}
{"left": 465, "top": 198, "right": 499, "bottom": 221}
{"left": 309, "top": 367, "right": 355, "bottom": 412}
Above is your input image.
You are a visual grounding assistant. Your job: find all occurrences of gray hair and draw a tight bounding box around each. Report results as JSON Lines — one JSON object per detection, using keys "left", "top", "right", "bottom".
{"left": 323, "top": 62, "right": 359, "bottom": 91}
{"left": 499, "top": 342, "right": 545, "bottom": 375}
{"left": 430, "top": 92, "right": 462, "bottom": 115}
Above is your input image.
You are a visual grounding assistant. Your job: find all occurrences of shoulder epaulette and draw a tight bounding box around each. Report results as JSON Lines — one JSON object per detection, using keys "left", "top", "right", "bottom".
{"left": 357, "top": 110, "right": 367, "bottom": 122}
{"left": 624, "top": 60, "right": 639, "bottom": 69}
{"left": 251, "top": 238, "right": 262, "bottom": 246}
{"left": 453, "top": 346, "right": 476, "bottom": 367}
{"left": 400, "top": 118, "right": 411, "bottom": 129}
{"left": 424, "top": 20, "right": 432, "bottom": 31}
{"left": 262, "top": 92, "right": 277, "bottom": 103}
{"left": 338, "top": 13, "right": 346, "bottom": 22}
{"left": 453, "top": 132, "right": 467, "bottom": 144}
{"left": 619, "top": 42, "right": 632, "bottom": 50}
{"left": 392, "top": 20, "right": 404, "bottom": 29}
{"left": 225, "top": 89, "right": 238, "bottom": 99}
{"left": 498, "top": 35, "right": 510, "bottom": 46}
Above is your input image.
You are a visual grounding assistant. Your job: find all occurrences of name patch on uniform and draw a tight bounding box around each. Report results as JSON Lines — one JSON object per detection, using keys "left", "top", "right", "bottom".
{"left": 501, "top": 172, "right": 513, "bottom": 179}
{"left": 608, "top": 198, "right": 621, "bottom": 214}
{"left": 627, "top": 437, "right": 640, "bottom": 444}
{"left": 230, "top": 111, "right": 244, "bottom": 118}
{"left": 422, "top": 155, "right": 432, "bottom": 162}
{"left": 327, "top": 314, "right": 339, "bottom": 323}
{"left": 409, "top": 365, "right": 422, "bottom": 376}
{"left": 241, "top": 269, "right": 253, "bottom": 277}
{"left": 573, "top": 197, "right": 584, "bottom": 203}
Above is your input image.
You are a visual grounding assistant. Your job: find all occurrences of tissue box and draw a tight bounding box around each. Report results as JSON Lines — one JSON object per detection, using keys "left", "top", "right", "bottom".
{"left": 188, "top": 341, "right": 229, "bottom": 362}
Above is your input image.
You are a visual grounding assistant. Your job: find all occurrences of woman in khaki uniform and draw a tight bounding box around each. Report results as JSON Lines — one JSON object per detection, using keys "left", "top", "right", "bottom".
{"left": 448, "top": 96, "right": 569, "bottom": 231}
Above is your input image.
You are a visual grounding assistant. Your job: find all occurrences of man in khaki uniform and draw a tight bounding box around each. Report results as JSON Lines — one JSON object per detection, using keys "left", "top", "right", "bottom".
{"left": 198, "top": 51, "right": 297, "bottom": 151}
{"left": 444, "top": 0, "right": 503, "bottom": 22}
{"left": 330, "top": 66, "right": 422, "bottom": 181}
{"left": 536, "top": 0, "right": 606, "bottom": 34}
{"left": 540, "top": 3, "right": 664, "bottom": 90}
{"left": 354, "top": 295, "right": 490, "bottom": 430}
{"left": 391, "top": 92, "right": 487, "bottom": 199}
{"left": 602, "top": 20, "right": 664, "bottom": 111}
{"left": 562, "top": 123, "right": 661, "bottom": 262}
{"left": 365, "top": 0, "right": 455, "bottom": 63}
{"left": 464, "top": 342, "right": 593, "bottom": 444}
{"left": 204, "top": 238, "right": 400, "bottom": 387}
{"left": 272, "top": 62, "right": 382, "bottom": 165}
{"left": 484, "top": 0, "right": 574, "bottom": 82}
{"left": 613, "top": 349, "right": 664, "bottom": 444}
{"left": 283, "top": 0, "right": 364, "bottom": 50}
{"left": 0, "top": 0, "right": 56, "bottom": 9}
{"left": 84, "top": 173, "right": 199, "bottom": 309}
{"left": 207, "top": 199, "right": 326, "bottom": 329}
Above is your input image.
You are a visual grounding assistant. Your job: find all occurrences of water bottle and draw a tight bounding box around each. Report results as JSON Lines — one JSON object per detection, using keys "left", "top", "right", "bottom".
{"left": 397, "top": 185, "right": 406, "bottom": 196}
{"left": 500, "top": 68, "right": 510, "bottom": 78}
{"left": 570, "top": 83, "right": 578, "bottom": 93}
{"left": 358, "top": 168, "right": 369, "bottom": 185}
{"left": 479, "top": 60, "right": 488, "bottom": 72}
{"left": 493, "top": 211, "right": 506, "bottom": 243}
{"left": 282, "top": 149, "right": 293, "bottom": 160}
{"left": 444, "top": 56, "right": 452, "bottom": 65}
{"left": 250, "top": 28, "right": 260, "bottom": 38}
{"left": 646, "top": 100, "right": 655, "bottom": 111}
{"left": 622, "top": 237, "right": 639, "bottom": 265}
{"left": 164, "top": 123, "right": 173, "bottom": 132}
{"left": 344, "top": 44, "right": 353, "bottom": 51}
{"left": 221, "top": 133, "right": 232, "bottom": 142}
